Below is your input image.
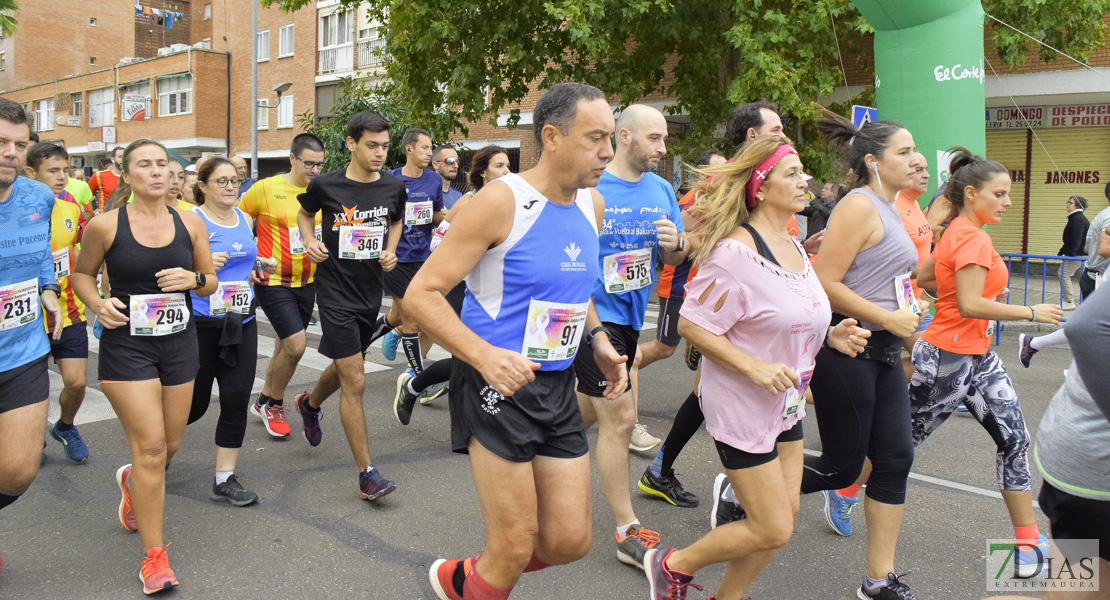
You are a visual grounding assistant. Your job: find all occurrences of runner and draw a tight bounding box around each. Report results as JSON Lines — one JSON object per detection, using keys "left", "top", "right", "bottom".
{"left": 71, "top": 137, "right": 217, "bottom": 594}
{"left": 573, "top": 103, "right": 690, "bottom": 569}
{"left": 230, "top": 156, "right": 255, "bottom": 198}
{"left": 644, "top": 137, "right": 869, "bottom": 600}
{"left": 407, "top": 81, "right": 627, "bottom": 600}
{"left": 391, "top": 144, "right": 512, "bottom": 422}
{"left": 432, "top": 144, "right": 463, "bottom": 210}
{"left": 89, "top": 146, "right": 123, "bottom": 212}
{"left": 0, "top": 100, "right": 64, "bottom": 575}
{"left": 910, "top": 148, "right": 1063, "bottom": 576}
{"left": 239, "top": 133, "right": 325, "bottom": 438}
{"left": 377, "top": 128, "right": 444, "bottom": 377}
{"left": 182, "top": 170, "right": 198, "bottom": 205}
{"left": 164, "top": 160, "right": 194, "bottom": 210}
{"left": 801, "top": 109, "right": 922, "bottom": 600}
{"left": 25, "top": 142, "right": 90, "bottom": 463}
{"left": 66, "top": 168, "right": 95, "bottom": 220}
{"left": 292, "top": 110, "right": 405, "bottom": 501}
{"left": 186, "top": 157, "right": 277, "bottom": 507}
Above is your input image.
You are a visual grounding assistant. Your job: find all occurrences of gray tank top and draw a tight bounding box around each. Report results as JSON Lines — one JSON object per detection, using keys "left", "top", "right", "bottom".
{"left": 839, "top": 187, "right": 919, "bottom": 331}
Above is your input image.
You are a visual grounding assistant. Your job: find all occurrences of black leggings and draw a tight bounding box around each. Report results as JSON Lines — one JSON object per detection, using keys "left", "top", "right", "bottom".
{"left": 413, "top": 358, "right": 453, "bottom": 392}
{"left": 188, "top": 319, "right": 258, "bottom": 449}
{"left": 801, "top": 340, "right": 915, "bottom": 505}
{"left": 659, "top": 391, "right": 704, "bottom": 476}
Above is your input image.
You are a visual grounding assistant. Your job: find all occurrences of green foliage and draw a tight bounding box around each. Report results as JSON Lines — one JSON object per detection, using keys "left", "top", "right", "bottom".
{"left": 267, "top": 0, "right": 1108, "bottom": 183}
{"left": 0, "top": 0, "right": 18, "bottom": 37}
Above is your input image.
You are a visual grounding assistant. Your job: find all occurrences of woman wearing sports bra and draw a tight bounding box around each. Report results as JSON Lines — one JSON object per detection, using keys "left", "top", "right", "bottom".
{"left": 72, "top": 138, "right": 217, "bottom": 595}
{"left": 802, "top": 109, "right": 923, "bottom": 600}
{"left": 644, "top": 137, "right": 868, "bottom": 600}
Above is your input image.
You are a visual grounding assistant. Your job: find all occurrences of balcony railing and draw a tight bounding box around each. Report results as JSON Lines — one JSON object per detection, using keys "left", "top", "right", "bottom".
{"left": 318, "top": 43, "right": 354, "bottom": 74}
{"left": 357, "top": 37, "right": 387, "bottom": 68}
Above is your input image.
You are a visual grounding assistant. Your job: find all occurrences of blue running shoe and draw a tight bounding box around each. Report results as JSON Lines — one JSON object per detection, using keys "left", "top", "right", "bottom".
{"left": 294, "top": 392, "right": 322, "bottom": 447}
{"left": 1014, "top": 535, "right": 1050, "bottom": 578}
{"left": 1018, "top": 333, "right": 1037, "bottom": 368}
{"left": 359, "top": 465, "right": 396, "bottom": 501}
{"left": 822, "top": 489, "right": 858, "bottom": 536}
{"left": 381, "top": 329, "right": 401, "bottom": 362}
{"left": 49, "top": 421, "right": 89, "bottom": 464}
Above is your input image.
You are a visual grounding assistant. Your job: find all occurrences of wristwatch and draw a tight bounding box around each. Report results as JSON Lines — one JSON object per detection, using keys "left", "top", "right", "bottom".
{"left": 585, "top": 325, "right": 610, "bottom": 345}
{"left": 677, "top": 236, "right": 685, "bottom": 252}
{"left": 194, "top": 271, "right": 207, "bottom": 289}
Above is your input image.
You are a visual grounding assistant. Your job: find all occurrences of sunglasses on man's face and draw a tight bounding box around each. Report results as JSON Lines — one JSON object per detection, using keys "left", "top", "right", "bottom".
{"left": 438, "top": 156, "right": 459, "bottom": 165}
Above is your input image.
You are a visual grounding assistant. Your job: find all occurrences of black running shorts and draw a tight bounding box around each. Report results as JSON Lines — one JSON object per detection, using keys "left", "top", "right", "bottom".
{"left": 50, "top": 322, "right": 89, "bottom": 361}
{"left": 98, "top": 327, "right": 199, "bottom": 386}
{"left": 1039, "top": 482, "right": 1110, "bottom": 562}
{"left": 255, "top": 283, "right": 316, "bottom": 340}
{"left": 655, "top": 297, "right": 683, "bottom": 347}
{"left": 714, "top": 421, "right": 804, "bottom": 470}
{"left": 317, "top": 305, "right": 378, "bottom": 360}
{"left": 573, "top": 322, "right": 638, "bottom": 397}
{"left": 0, "top": 355, "right": 49, "bottom": 413}
{"left": 449, "top": 360, "right": 587, "bottom": 463}
{"left": 383, "top": 261, "right": 423, "bottom": 299}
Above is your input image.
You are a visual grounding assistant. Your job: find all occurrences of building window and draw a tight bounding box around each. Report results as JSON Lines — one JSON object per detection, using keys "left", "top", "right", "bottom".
{"left": 71, "top": 93, "right": 82, "bottom": 117}
{"left": 90, "top": 56, "right": 97, "bottom": 66}
{"left": 33, "top": 99, "right": 54, "bottom": 132}
{"left": 203, "top": 3, "right": 211, "bottom": 20}
{"left": 89, "top": 17, "right": 97, "bottom": 26}
{"left": 279, "top": 24, "right": 295, "bottom": 57}
{"left": 119, "top": 82, "right": 150, "bottom": 121}
{"left": 277, "top": 95, "right": 293, "bottom": 128}
{"left": 0, "top": 52, "right": 6, "bottom": 71}
{"left": 257, "top": 105, "right": 269, "bottom": 130}
{"left": 157, "top": 75, "right": 192, "bottom": 116}
{"left": 89, "top": 88, "right": 114, "bottom": 127}
{"left": 256, "top": 30, "right": 270, "bottom": 62}
{"left": 320, "top": 11, "right": 351, "bottom": 47}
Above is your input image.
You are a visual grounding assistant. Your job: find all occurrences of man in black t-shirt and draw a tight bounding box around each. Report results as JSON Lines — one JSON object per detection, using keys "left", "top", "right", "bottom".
{"left": 293, "top": 110, "right": 406, "bottom": 502}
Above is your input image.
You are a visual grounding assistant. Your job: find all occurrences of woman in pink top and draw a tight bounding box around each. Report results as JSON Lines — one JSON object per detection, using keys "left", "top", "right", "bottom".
{"left": 644, "top": 137, "right": 869, "bottom": 600}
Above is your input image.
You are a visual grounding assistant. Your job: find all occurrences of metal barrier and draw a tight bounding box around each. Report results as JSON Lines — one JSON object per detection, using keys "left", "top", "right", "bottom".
{"left": 992, "top": 253, "right": 1087, "bottom": 345}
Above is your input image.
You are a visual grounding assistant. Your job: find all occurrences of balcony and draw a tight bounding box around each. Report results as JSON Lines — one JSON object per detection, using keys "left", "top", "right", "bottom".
{"left": 318, "top": 43, "right": 353, "bottom": 74}
{"left": 357, "top": 37, "right": 387, "bottom": 68}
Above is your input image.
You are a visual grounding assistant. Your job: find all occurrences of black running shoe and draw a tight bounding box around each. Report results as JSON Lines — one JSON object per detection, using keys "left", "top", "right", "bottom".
{"left": 710, "top": 473, "right": 746, "bottom": 529}
{"left": 210, "top": 474, "right": 259, "bottom": 507}
{"left": 638, "top": 467, "right": 699, "bottom": 508}
{"left": 857, "top": 572, "right": 918, "bottom": 600}
{"left": 393, "top": 371, "right": 417, "bottom": 426}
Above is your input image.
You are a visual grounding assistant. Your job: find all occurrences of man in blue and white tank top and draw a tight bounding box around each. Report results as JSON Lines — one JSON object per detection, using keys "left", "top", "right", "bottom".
{"left": 572, "top": 104, "right": 692, "bottom": 569}
{"left": 407, "top": 83, "right": 627, "bottom": 600}
{"left": 0, "top": 99, "right": 65, "bottom": 541}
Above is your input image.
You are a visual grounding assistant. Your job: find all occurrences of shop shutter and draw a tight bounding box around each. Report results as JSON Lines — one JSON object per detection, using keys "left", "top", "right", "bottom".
{"left": 1026, "top": 128, "right": 1110, "bottom": 255}
{"left": 986, "top": 130, "right": 1029, "bottom": 253}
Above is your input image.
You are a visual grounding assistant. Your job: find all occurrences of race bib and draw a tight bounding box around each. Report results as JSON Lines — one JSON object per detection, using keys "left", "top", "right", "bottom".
{"left": 129, "top": 293, "right": 188, "bottom": 336}
{"left": 0, "top": 278, "right": 39, "bottom": 331}
{"left": 405, "top": 200, "right": 434, "bottom": 226}
{"left": 338, "top": 224, "right": 385, "bottom": 260}
{"left": 210, "top": 281, "right": 252, "bottom": 316}
{"left": 985, "top": 321, "right": 996, "bottom": 338}
{"left": 893, "top": 272, "right": 920, "bottom": 313}
{"left": 783, "top": 363, "right": 815, "bottom": 418}
{"left": 522, "top": 299, "right": 589, "bottom": 361}
{"left": 52, "top": 247, "right": 71, "bottom": 279}
{"left": 289, "top": 224, "right": 322, "bottom": 256}
{"left": 603, "top": 248, "right": 653, "bottom": 293}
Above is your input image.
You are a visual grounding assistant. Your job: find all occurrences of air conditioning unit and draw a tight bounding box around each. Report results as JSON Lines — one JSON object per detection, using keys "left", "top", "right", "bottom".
{"left": 118, "top": 56, "right": 141, "bottom": 64}
{"left": 157, "top": 47, "right": 173, "bottom": 57}
{"left": 170, "top": 43, "right": 189, "bottom": 52}
{"left": 192, "top": 40, "right": 210, "bottom": 50}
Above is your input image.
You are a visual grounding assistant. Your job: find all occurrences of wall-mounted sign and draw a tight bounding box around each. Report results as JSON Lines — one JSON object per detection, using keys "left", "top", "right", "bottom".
{"left": 103, "top": 127, "right": 116, "bottom": 143}
{"left": 986, "top": 104, "right": 1110, "bottom": 129}
{"left": 55, "top": 116, "right": 82, "bottom": 127}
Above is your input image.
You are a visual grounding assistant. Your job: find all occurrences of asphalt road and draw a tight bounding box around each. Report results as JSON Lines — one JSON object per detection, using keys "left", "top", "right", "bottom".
{"left": 0, "top": 305, "right": 1078, "bottom": 600}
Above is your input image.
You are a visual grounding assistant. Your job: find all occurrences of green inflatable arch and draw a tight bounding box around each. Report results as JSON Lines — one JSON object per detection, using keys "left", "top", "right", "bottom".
{"left": 852, "top": 0, "right": 986, "bottom": 200}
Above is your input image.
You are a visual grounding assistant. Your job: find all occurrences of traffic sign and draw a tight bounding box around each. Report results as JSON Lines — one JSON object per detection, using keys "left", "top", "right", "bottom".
{"left": 851, "top": 105, "right": 877, "bottom": 129}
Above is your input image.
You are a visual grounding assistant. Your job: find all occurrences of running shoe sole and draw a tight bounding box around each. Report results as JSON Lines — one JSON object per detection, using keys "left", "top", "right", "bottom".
{"left": 710, "top": 473, "right": 727, "bottom": 530}
{"left": 116, "top": 465, "right": 138, "bottom": 532}
{"left": 393, "top": 372, "right": 414, "bottom": 426}
{"left": 140, "top": 574, "right": 177, "bottom": 595}
{"left": 209, "top": 490, "right": 259, "bottom": 507}
{"left": 822, "top": 490, "right": 852, "bottom": 536}
{"left": 360, "top": 484, "right": 396, "bottom": 502}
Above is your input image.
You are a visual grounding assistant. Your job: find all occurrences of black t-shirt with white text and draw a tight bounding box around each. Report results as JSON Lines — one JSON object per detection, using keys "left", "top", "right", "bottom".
{"left": 297, "top": 168, "right": 406, "bottom": 314}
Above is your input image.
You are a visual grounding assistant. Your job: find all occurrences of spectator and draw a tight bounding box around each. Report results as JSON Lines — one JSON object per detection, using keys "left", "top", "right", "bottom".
{"left": 1059, "top": 195, "right": 1090, "bottom": 309}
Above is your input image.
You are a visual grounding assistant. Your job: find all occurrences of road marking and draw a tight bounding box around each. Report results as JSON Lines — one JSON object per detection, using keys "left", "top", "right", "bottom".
{"left": 46, "top": 370, "right": 117, "bottom": 426}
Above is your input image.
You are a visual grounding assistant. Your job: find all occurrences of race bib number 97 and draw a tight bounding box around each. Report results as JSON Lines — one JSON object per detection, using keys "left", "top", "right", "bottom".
{"left": 603, "top": 248, "right": 653, "bottom": 293}
{"left": 0, "top": 278, "right": 39, "bottom": 331}
{"left": 522, "top": 299, "right": 589, "bottom": 361}
{"left": 129, "top": 293, "right": 188, "bottom": 336}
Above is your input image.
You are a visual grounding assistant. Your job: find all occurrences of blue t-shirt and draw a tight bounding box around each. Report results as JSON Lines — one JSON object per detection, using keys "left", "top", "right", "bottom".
{"left": 190, "top": 207, "right": 258, "bottom": 321}
{"left": 0, "top": 177, "right": 57, "bottom": 372}
{"left": 443, "top": 186, "right": 463, "bottom": 210}
{"left": 390, "top": 167, "right": 444, "bottom": 263}
{"left": 592, "top": 171, "right": 684, "bottom": 330}
{"left": 238, "top": 177, "right": 256, "bottom": 199}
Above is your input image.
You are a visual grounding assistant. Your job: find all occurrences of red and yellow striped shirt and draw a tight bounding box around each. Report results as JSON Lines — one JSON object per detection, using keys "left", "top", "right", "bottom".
{"left": 238, "top": 174, "right": 320, "bottom": 287}
{"left": 49, "top": 198, "right": 86, "bottom": 328}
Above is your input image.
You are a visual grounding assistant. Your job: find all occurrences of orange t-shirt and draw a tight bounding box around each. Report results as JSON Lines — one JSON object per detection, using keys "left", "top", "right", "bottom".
{"left": 922, "top": 217, "right": 1007, "bottom": 355}
{"left": 894, "top": 190, "right": 932, "bottom": 299}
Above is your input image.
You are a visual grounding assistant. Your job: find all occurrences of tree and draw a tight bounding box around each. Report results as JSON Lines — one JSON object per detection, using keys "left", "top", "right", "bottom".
{"left": 266, "top": 0, "right": 1108, "bottom": 180}
{"left": 0, "top": 0, "right": 18, "bottom": 37}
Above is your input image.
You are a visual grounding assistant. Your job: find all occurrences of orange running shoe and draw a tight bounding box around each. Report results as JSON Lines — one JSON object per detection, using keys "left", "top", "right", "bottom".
{"left": 140, "top": 544, "right": 178, "bottom": 595}
{"left": 428, "top": 556, "right": 476, "bottom": 600}
{"left": 116, "top": 464, "right": 138, "bottom": 532}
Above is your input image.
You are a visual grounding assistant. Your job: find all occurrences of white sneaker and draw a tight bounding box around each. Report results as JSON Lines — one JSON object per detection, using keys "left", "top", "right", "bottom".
{"left": 1062, "top": 301, "right": 1077, "bottom": 310}
{"left": 629, "top": 423, "right": 662, "bottom": 456}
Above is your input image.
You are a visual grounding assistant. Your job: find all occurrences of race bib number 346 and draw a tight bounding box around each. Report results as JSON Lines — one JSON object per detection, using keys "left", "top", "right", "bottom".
{"left": 522, "top": 300, "right": 589, "bottom": 361}
{"left": 339, "top": 224, "right": 385, "bottom": 260}
{"left": 0, "top": 278, "right": 39, "bottom": 331}
{"left": 130, "top": 293, "right": 188, "bottom": 336}
{"left": 603, "top": 248, "right": 653, "bottom": 293}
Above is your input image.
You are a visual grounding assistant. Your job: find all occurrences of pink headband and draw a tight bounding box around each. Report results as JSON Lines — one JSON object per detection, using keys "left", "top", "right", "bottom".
{"left": 745, "top": 145, "right": 798, "bottom": 208}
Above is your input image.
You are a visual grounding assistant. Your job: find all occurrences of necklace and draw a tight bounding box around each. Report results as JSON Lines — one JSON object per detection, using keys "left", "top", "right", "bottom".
{"left": 204, "top": 205, "right": 236, "bottom": 223}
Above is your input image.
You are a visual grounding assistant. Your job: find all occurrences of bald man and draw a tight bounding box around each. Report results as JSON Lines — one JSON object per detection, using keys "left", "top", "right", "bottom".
{"left": 230, "top": 156, "right": 256, "bottom": 197}
{"left": 573, "top": 104, "right": 694, "bottom": 569}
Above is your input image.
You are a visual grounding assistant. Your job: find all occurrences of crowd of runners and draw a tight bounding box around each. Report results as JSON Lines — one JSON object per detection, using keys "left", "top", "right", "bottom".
{"left": 0, "top": 81, "right": 1107, "bottom": 600}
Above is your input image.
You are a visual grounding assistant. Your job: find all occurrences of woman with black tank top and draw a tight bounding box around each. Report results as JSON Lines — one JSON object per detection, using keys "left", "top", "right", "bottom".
{"left": 644, "top": 137, "right": 869, "bottom": 600}
{"left": 802, "top": 110, "right": 924, "bottom": 600}
{"left": 72, "top": 138, "right": 217, "bottom": 595}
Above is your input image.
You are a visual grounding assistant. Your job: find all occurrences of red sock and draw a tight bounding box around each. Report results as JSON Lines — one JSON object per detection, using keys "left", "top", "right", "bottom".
{"left": 463, "top": 565, "right": 513, "bottom": 600}
{"left": 839, "top": 484, "right": 862, "bottom": 499}
{"left": 523, "top": 552, "right": 549, "bottom": 573}
{"left": 1015, "top": 524, "right": 1040, "bottom": 548}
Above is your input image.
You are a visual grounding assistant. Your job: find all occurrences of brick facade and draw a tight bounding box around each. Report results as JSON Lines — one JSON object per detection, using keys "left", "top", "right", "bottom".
{"left": 135, "top": 1, "right": 192, "bottom": 59}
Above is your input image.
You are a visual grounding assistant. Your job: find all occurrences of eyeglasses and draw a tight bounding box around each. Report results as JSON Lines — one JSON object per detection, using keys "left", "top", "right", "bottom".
{"left": 438, "top": 156, "right": 459, "bottom": 165}
{"left": 297, "top": 157, "right": 325, "bottom": 171}
{"left": 204, "top": 177, "right": 244, "bottom": 188}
